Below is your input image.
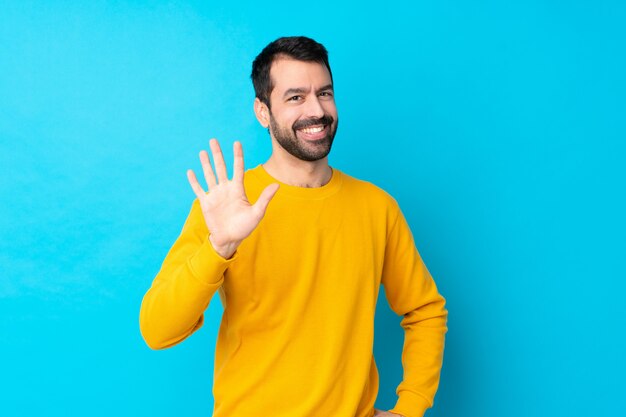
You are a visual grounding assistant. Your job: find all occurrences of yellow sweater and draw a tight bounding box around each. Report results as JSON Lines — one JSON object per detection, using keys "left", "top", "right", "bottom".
{"left": 140, "top": 164, "right": 447, "bottom": 417}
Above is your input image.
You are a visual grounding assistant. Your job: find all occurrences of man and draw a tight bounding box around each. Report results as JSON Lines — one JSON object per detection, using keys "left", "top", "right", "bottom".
{"left": 140, "top": 36, "right": 447, "bottom": 417}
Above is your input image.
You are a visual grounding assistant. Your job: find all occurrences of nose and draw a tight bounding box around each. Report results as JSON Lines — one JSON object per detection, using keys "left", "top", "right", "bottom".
{"left": 303, "top": 95, "right": 325, "bottom": 119}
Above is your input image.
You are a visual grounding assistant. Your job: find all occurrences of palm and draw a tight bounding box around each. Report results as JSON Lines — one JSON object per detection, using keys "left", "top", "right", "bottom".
{"left": 198, "top": 177, "right": 262, "bottom": 243}
{"left": 187, "top": 139, "right": 279, "bottom": 255}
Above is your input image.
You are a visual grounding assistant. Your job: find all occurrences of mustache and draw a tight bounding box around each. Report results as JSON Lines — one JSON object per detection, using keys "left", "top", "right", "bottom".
{"left": 292, "top": 115, "right": 334, "bottom": 131}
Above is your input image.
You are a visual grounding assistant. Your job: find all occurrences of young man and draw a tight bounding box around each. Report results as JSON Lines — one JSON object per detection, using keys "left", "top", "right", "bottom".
{"left": 140, "top": 36, "right": 447, "bottom": 417}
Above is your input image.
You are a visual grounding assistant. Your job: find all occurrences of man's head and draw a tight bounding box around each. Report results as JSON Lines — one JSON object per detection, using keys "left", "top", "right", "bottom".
{"left": 251, "top": 36, "right": 338, "bottom": 162}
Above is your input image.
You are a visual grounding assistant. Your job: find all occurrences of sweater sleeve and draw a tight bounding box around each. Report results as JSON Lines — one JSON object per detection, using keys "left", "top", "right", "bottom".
{"left": 139, "top": 199, "right": 238, "bottom": 350}
{"left": 382, "top": 203, "right": 448, "bottom": 417}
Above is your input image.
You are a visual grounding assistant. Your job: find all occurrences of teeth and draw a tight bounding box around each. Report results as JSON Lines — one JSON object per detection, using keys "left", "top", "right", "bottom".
{"left": 300, "top": 126, "right": 324, "bottom": 134}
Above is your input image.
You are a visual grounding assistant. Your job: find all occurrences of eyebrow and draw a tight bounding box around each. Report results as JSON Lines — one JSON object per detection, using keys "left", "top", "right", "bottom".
{"left": 282, "top": 84, "right": 334, "bottom": 99}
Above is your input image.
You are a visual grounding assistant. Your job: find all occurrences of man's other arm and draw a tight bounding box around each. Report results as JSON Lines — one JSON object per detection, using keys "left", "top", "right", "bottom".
{"left": 381, "top": 203, "right": 448, "bottom": 417}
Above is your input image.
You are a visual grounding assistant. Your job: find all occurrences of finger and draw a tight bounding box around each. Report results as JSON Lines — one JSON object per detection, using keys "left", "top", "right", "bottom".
{"left": 232, "top": 141, "right": 244, "bottom": 184}
{"left": 252, "top": 183, "right": 280, "bottom": 218}
{"left": 199, "top": 150, "right": 217, "bottom": 190}
{"left": 186, "top": 169, "right": 206, "bottom": 199}
{"left": 210, "top": 138, "right": 228, "bottom": 184}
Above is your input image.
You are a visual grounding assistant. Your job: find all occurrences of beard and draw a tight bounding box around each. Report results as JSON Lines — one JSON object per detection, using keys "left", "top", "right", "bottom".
{"left": 269, "top": 113, "right": 338, "bottom": 162}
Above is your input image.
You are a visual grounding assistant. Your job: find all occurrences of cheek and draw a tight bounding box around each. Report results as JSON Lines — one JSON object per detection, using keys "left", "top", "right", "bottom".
{"left": 270, "top": 107, "right": 294, "bottom": 128}
{"left": 323, "top": 102, "right": 338, "bottom": 118}
{"left": 280, "top": 111, "right": 301, "bottom": 127}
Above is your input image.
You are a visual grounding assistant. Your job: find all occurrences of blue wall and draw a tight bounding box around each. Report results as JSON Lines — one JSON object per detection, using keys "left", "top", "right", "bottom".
{"left": 1, "top": 1, "right": 624, "bottom": 416}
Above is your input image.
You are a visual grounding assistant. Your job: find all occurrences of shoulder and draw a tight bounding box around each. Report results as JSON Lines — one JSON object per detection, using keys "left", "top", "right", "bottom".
{"left": 337, "top": 169, "right": 401, "bottom": 214}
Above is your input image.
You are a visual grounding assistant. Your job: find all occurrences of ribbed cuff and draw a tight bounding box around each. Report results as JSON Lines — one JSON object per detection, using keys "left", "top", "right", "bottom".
{"left": 389, "top": 390, "right": 431, "bottom": 417}
{"left": 188, "top": 235, "right": 238, "bottom": 286}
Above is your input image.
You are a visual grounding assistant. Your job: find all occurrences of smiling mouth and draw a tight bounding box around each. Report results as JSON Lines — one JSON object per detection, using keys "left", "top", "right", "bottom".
{"left": 298, "top": 125, "right": 326, "bottom": 134}
{"left": 296, "top": 124, "right": 329, "bottom": 141}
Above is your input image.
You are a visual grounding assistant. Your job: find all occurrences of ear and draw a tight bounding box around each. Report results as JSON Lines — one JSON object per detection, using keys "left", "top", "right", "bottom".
{"left": 254, "top": 98, "right": 270, "bottom": 128}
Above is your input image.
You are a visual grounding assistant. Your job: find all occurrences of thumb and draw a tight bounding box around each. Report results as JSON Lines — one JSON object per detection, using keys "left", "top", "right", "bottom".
{"left": 252, "top": 183, "right": 280, "bottom": 217}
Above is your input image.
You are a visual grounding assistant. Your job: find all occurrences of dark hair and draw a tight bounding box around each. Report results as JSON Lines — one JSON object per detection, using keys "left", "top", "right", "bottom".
{"left": 251, "top": 36, "right": 333, "bottom": 108}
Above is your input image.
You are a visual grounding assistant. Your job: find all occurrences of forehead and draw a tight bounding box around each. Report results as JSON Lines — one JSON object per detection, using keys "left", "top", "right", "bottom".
{"left": 269, "top": 58, "right": 332, "bottom": 94}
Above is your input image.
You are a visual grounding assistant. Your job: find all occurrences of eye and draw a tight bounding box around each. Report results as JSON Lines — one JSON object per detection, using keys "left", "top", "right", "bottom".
{"left": 288, "top": 95, "right": 302, "bottom": 102}
{"left": 319, "top": 91, "right": 333, "bottom": 98}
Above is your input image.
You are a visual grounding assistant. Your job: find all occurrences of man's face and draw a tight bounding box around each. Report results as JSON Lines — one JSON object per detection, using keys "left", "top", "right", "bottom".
{"left": 266, "top": 58, "right": 338, "bottom": 162}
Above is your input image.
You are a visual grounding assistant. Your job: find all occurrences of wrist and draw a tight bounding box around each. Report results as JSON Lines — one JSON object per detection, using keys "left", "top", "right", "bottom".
{"left": 208, "top": 234, "right": 240, "bottom": 259}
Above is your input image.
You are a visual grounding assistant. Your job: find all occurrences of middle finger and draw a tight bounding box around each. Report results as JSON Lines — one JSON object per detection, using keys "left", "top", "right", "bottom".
{"left": 210, "top": 138, "right": 229, "bottom": 184}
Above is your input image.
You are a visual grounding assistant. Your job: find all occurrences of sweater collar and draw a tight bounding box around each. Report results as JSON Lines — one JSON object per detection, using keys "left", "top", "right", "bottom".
{"left": 248, "top": 164, "right": 343, "bottom": 199}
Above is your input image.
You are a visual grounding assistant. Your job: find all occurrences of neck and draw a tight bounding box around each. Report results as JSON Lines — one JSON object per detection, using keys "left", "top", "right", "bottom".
{"left": 263, "top": 152, "right": 332, "bottom": 188}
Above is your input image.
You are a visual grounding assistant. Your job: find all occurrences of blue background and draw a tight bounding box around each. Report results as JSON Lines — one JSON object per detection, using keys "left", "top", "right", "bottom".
{"left": 1, "top": 1, "right": 624, "bottom": 416}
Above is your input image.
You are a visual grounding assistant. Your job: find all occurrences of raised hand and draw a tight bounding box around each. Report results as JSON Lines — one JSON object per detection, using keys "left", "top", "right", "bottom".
{"left": 187, "top": 139, "right": 279, "bottom": 259}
